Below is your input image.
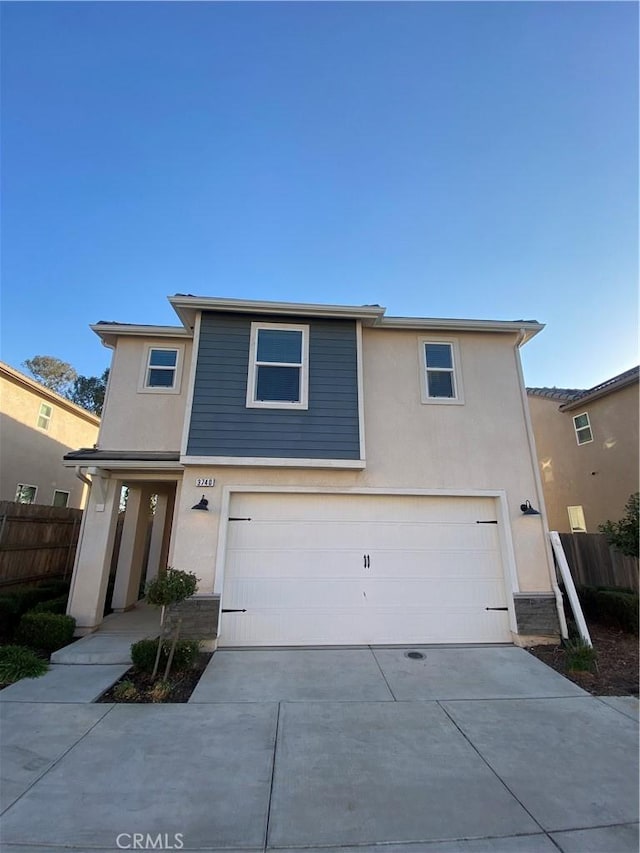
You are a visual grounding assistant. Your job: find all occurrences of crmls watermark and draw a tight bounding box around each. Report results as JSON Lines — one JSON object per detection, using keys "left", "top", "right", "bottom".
{"left": 116, "top": 833, "right": 184, "bottom": 850}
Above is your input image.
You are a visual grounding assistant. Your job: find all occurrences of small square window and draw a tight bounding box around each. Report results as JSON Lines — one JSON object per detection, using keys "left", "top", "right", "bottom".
{"left": 37, "top": 403, "right": 52, "bottom": 430}
{"left": 573, "top": 412, "right": 593, "bottom": 445}
{"left": 420, "top": 340, "right": 463, "bottom": 404}
{"left": 139, "top": 345, "right": 183, "bottom": 394}
{"left": 15, "top": 484, "right": 37, "bottom": 504}
{"left": 247, "top": 323, "right": 309, "bottom": 409}
{"left": 53, "top": 490, "right": 69, "bottom": 508}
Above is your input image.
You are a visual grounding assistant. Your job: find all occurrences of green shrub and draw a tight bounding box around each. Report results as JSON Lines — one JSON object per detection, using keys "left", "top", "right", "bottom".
{"left": 0, "top": 645, "right": 48, "bottom": 683}
{"left": 131, "top": 638, "right": 199, "bottom": 673}
{"left": 113, "top": 679, "right": 139, "bottom": 702}
{"left": 563, "top": 637, "right": 598, "bottom": 673}
{"left": 0, "top": 596, "right": 22, "bottom": 635}
{"left": 37, "top": 579, "right": 70, "bottom": 597}
{"left": 5, "top": 587, "right": 53, "bottom": 615}
{"left": 31, "top": 595, "right": 69, "bottom": 615}
{"left": 16, "top": 612, "right": 76, "bottom": 652}
{"left": 576, "top": 586, "right": 638, "bottom": 635}
{"left": 596, "top": 590, "right": 639, "bottom": 635}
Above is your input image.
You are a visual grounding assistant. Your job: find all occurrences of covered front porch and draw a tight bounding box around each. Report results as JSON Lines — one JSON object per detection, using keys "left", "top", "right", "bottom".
{"left": 64, "top": 459, "right": 183, "bottom": 635}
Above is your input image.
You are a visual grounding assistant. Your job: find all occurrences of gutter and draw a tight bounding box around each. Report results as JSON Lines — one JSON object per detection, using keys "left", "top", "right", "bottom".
{"left": 514, "top": 330, "right": 569, "bottom": 640}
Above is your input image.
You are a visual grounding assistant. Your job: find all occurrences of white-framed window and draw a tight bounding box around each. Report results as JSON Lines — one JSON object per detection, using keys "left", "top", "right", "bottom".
{"left": 37, "top": 402, "right": 52, "bottom": 430}
{"left": 138, "top": 345, "right": 184, "bottom": 394}
{"left": 573, "top": 412, "right": 593, "bottom": 445}
{"left": 246, "top": 323, "right": 309, "bottom": 409}
{"left": 52, "top": 490, "right": 70, "bottom": 508}
{"left": 15, "top": 484, "right": 37, "bottom": 504}
{"left": 568, "top": 505, "right": 587, "bottom": 533}
{"left": 419, "top": 339, "right": 464, "bottom": 404}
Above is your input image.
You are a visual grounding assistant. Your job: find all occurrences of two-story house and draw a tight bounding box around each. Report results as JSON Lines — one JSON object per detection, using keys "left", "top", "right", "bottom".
{"left": 0, "top": 362, "right": 100, "bottom": 508}
{"left": 64, "top": 295, "right": 562, "bottom": 647}
{"left": 527, "top": 367, "right": 639, "bottom": 534}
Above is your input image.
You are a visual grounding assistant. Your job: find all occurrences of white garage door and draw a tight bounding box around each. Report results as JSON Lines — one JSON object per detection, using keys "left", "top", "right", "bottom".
{"left": 220, "top": 493, "right": 512, "bottom": 646}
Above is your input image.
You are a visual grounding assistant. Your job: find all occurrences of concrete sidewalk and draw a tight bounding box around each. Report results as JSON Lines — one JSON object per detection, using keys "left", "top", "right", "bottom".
{"left": 1, "top": 646, "right": 638, "bottom": 852}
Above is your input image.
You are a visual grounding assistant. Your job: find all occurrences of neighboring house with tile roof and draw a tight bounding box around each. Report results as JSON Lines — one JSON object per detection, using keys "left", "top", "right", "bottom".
{"left": 527, "top": 367, "right": 639, "bottom": 533}
{"left": 0, "top": 362, "right": 100, "bottom": 508}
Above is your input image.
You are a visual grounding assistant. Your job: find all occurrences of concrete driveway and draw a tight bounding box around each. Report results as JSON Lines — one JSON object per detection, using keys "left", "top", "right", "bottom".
{"left": 1, "top": 645, "right": 638, "bottom": 852}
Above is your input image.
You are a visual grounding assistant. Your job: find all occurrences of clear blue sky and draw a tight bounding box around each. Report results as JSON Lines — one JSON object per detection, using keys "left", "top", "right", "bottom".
{"left": 1, "top": 1, "right": 637, "bottom": 389}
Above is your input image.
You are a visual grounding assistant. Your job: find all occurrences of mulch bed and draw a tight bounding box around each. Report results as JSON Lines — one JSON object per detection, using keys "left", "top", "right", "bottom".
{"left": 98, "top": 652, "right": 213, "bottom": 703}
{"left": 527, "top": 623, "right": 638, "bottom": 696}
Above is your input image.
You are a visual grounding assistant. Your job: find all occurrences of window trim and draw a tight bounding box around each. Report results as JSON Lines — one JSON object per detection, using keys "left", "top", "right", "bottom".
{"left": 138, "top": 344, "right": 184, "bottom": 394}
{"left": 15, "top": 484, "right": 38, "bottom": 504}
{"left": 52, "top": 489, "right": 70, "bottom": 508}
{"left": 37, "top": 402, "right": 52, "bottom": 430}
{"left": 418, "top": 338, "right": 464, "bottom": 405}
{"left": 572, "top": 412, "right": 593, "bottom": 445}
{"left": 246, "top": 322, "right": 310, "bottom": 410}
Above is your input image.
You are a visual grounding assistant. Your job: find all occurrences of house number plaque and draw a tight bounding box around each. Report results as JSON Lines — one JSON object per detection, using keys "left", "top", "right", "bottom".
{"left": 195, "top": 478, "right": 216, "bottom": 487}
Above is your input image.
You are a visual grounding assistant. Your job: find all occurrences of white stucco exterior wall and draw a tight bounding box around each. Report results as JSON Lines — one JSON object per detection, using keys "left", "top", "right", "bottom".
{"left": 97, "top": 336, "right": 192, "bottom": 452}
{"left": 169, "top": 328, "right": 552, "bottom": 596}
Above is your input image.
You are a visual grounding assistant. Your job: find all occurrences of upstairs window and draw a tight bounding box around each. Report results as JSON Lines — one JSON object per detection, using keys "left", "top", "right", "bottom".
{"left": 139, "top": 345, "right": 183, "bottom": 394}
{"left": 247, "top": 323, "right": 309, "bottom": 409}
{"left": 15, "top": 484, "right": 37, "bottom": 504}
{"left": 37, "top": 403, "right": 52, "bottom": 430}
{"left": 573, "top": 412, "right": 593, "bottom": 445}
{"left": 420, "top": 340, "right": 463, "bottom": 404}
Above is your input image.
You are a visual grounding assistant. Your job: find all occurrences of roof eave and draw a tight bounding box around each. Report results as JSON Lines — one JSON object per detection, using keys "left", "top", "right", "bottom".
{"left": 379, "top": 317, "right": 544, "bottom": 343}
{"left": 560, "top": 372, "right": 639, "bottom": 411}
{"left": 168, "top": 295, "right": 387, "bottom": 328}
{"left": 91, "top": 324, "right": 192, "bottom": 348}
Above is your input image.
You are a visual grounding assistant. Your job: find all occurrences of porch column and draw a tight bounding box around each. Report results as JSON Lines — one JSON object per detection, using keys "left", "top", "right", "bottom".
{"left": 112, "top": 485, "right": 153, "bottom": 611}
{"left": 67, "top": 475, "right": 122, "bottom": 633}
{"left": 145, "top": 490, "right": 175, "bottom": 584}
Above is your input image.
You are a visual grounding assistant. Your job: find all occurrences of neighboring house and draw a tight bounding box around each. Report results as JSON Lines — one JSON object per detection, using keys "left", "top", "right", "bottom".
{"left": 0, "top": 362, "right": 100, "bottom": 509}
{"left": 527, "top": 367, "right": 639, "bottom": 534}
{"left": 64, "top": 295, "right": 562, "bottom": 647}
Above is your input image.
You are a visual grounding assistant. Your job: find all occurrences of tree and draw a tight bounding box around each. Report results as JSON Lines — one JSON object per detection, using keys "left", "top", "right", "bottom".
{"left": 69, "top": 369, "right": 109, "bottom": 415}
{"left": 23, "top": 356, "right": 77, "bottom": 396}
{"left": 145, "top": 568, "right": 199, "bottom": 680}
{"left": 598, "top": 493, "right": 639, "bottom": 558}
{"left": 23, "top": 355, "right": 108, "bottom": 416}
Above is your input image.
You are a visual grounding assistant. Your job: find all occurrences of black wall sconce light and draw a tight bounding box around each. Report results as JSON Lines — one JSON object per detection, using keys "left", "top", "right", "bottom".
{"left": 520, "top": 500, "right": 540, "bottom": 516}
{"left": 191, "top": 495, "right": 209, "bottom": 511}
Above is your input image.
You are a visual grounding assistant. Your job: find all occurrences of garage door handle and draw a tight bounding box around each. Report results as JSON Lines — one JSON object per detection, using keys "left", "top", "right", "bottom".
{"left": 476, "top": 520, "right": 498, "bottom": 524}
{"left": 221, "top": 608, "right": 247, "bottom": 613}
{"left": 229, "top": 517, "right": 252, "bottom": 522}
{"left": 485, "top": 607, "right": 508, "bottom": 611}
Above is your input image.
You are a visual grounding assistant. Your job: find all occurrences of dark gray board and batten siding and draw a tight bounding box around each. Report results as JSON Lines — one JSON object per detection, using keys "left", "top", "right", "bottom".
{"left": 187, "top": 313, "right": 361, "bottom": 459}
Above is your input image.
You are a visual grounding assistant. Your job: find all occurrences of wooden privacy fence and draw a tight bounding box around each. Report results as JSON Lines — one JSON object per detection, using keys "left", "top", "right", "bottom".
{"left": 558, "top": 532, "right": 639, "bottom": 592}
{"left": 0, "top": 501, "right": 83, "bottom": 589}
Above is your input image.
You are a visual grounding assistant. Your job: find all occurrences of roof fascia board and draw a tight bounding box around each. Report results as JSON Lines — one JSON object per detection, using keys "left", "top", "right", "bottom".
{"left": 560, "top": 373, "right": 639, "bottom": 411}
{"left": 168, "top": 295, "right": 386, "bottom": 328}
{"left": 379, "top": 317, "right": 544, "bottom": 343}
{"left": 0, "top": 363, "right": 101, "bottom": 425}
{"left": 91, "top": 324, "right": 191, "bottom": 348}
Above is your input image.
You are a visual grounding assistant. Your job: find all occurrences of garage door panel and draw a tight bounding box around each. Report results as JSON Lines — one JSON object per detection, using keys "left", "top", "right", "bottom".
{"left": 225, "top": 577, "right": 373, "bottom": 609}
{"left": 229, "top": 521, "right": 499, "bottom": 552}
{"left": 222, "top": 607, "right": 509, "bottom": 646}
{"left": 221, "top": 493, "right": 512, "bottom": 646}
{"left": 228, "top": 494, "right": 497, "bottom": 525}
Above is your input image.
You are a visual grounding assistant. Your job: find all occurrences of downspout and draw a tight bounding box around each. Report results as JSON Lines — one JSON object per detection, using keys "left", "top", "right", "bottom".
{"left": 514, "top": 330, "right": 569, "bottom": 639}
{"left": 75, "top": 466, "right": 92, "bottom": 488}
